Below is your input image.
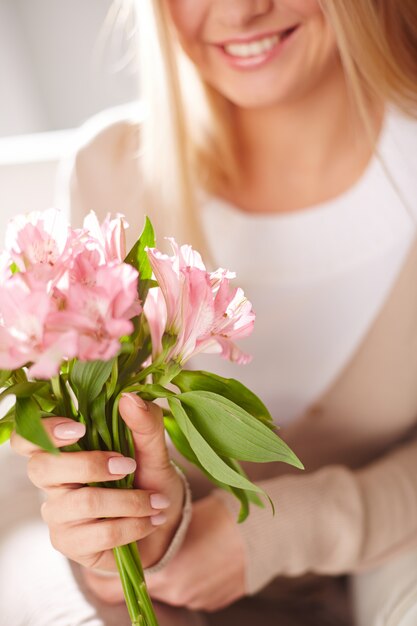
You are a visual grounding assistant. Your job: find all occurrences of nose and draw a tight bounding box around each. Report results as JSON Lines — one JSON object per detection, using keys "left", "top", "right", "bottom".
{"left": 214, "top": 0, "right": 274, "bottom": 28}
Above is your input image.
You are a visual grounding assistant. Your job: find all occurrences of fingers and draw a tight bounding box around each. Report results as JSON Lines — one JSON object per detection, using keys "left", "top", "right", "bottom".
{"left": 49, "top": 516, "right": 158, "bottom": 568}
{"left": 27, "top": 449, "right": 137, "bottom": 490}
{"left": 10, "top": 417, "right": 86, "bottom": 457}
{"left": 41, "top": 486, "right": 170, "bottom": 524}
{"left": 118, "top": 393, "right": 172, "bottom": 488}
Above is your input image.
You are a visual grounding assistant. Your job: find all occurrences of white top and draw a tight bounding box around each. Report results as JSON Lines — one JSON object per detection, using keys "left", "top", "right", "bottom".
{"left": 190, "top": 107, "right": 417, "bottom": 425}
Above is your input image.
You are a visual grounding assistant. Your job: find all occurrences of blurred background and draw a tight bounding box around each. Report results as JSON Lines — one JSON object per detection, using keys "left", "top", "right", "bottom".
{"left": 0, "top": 0, "right": 137, "bottom": 511}
{"left": 0, "top": 0, "right": 137, "bottom": 230}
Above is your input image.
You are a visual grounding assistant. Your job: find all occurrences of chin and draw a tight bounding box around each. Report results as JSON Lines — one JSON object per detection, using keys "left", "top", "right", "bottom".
{"left": 217, "top": 82, "right": 302, "bottom": 110}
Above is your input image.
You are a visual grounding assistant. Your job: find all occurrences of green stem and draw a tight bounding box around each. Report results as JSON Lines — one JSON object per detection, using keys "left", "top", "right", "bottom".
{"left": 126, "top": 363, "right": 157, "bottom": 387}
{"left": 51, "top": 375, "right": 62, "bottom": 401}
{"left": 128, "top": 542, "right": 144, "bottom": 578}
{"left": 112, "top": 394, "right": 122, "bottom": 453}
{"left": 125, "top": 427, "right": 136, "bottom": 489}
{"left": 60, "top": 378, "right": 76, "bottom": 419}
{"left": 113, "top": 546, "right": 142, "bottom": 625}
{"left": 91, "top": 422, "right": 100, "bottom": 450}
{"left": 106, "top": 359, "right": 119, "bottom": 401}
{"left": 118, "top": 544, "right": 159, "bottom": 626}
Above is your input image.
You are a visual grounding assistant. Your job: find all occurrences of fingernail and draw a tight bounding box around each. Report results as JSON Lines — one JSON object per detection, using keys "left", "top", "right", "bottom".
{"left": 151, "top": 513, "right": 167, "bottom": 526}
{"left": 121, "top": 393, "right": 148, "bottom": 411}
{"left": 150, "top": 493, "right": 171, "bottom": 510}
{"left": 54, "top": 422, "right": 86, "bottom": 440}
{"left": 108, "top": 456, "right": 137, "bottom": 475}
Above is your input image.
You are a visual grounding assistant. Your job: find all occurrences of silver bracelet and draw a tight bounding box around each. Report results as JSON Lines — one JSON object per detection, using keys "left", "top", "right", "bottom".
{"left": 144, "top": 461, "right": 193, "bottom": 575}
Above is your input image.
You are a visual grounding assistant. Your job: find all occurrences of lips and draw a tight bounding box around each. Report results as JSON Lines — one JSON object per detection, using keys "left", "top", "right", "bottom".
{"left": 217, "top": 25, "right": 299, "bottom": 55}
{"left": 213, "top": 25, "right": 300, "bottom": 69}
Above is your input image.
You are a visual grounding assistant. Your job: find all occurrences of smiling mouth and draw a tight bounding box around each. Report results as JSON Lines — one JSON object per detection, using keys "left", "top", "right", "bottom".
{"left": 221, "top": 26, "right": 299, "bottom": 59}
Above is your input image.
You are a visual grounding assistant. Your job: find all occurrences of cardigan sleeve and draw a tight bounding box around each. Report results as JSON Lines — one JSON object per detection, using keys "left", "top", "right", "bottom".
{"left": 212, "top": 430, "right": 417, "bottom": 595}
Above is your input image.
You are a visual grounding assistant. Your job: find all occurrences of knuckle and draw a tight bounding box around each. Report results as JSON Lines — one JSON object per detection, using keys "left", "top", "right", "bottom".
{"left": 121, "top": 518, "right": 147, "bottom": 544}
{"left": 27, "top": 453, "right": 49, "bottom": 487}
{"left": 133, "top": 517, "right": 150, "bottom": 538}
{"left": 132, "top": 491, "right": 149, "bottom": 515}
{"left": 74, "top": 451, "right": 106, "bottom": 481}
{"left": 79, "top": 487, "right": 101, "bottom": 517}
{"left": 96, "top": 522, "right": 118, "bottom": 548}
{"left": 76, "top": 454, "right": 96, "bottom": 478}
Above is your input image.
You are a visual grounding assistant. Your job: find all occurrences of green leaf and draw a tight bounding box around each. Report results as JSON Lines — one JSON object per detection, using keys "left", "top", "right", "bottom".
{"left": 223, "top": 457, "right": 266, "bottom": 524}
{"left": 225, "top": 457, "right": 265, "bottom": 508}
{"left": 165, "top": 412, "right": 256, "bottom": 523}
{"left": 0, "top": 370, "right": 12, "bottom": 387}
{"left": 179, "top": 391, "right": 304, "bottom": 469}
{"left": 15, "top": 397, "right": 58, "bottom": 454}
{"left": 164, "top": 415, "right": 199, "bottom": 465}
{"left": 33, "top": 392, "right": 57, "bottom": 414}
{"left": 0, "top": 406, "right": 15, "bottom": 444}
{"left": 0, "top": 381, "right": 48, "bottom": 402}
{"left": 124, "top": 216, "right": 156, "bottom": 304}
{"left": 168, "top": 397, "right": 264, "bottom": 493}
{"left": 91, "top": 390, "right": 112, "bottom": 449}
{"left": 70, "top": 359, "right": 115, "bottom": 418}
{"left": 229, "top": 485, "right": 249, "bottom": 522}
{"left": 173, "top": 370, "right": 275, "bottom": 430}
{"left": 106, "top": 359, "right": 119, "bottom": 401}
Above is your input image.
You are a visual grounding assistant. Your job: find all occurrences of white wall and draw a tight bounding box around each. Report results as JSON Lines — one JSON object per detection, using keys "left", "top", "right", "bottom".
{"left": 0, "top": 1, "right": 47, "bottom": 135}
{"left": 0, "top": 129, "right": 76, "bottom": 238}
{"left": 0, "top": 0, "right": 138, "bottom": 136}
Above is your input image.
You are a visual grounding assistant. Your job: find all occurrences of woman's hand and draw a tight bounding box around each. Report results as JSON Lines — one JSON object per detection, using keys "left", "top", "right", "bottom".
{"left": 81, "top": 492, "right": 247, "bottom": 611}
{"left": 147, "top": 494, "right": 246, "bottom": 612}
{"left": 9, "top": 393, "right": 185, "bottom": 580}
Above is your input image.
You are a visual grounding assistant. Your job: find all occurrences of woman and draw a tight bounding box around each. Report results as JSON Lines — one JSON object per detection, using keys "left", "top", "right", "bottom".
{"left": 9, "top": 0, "right": 417, "bottom": 624}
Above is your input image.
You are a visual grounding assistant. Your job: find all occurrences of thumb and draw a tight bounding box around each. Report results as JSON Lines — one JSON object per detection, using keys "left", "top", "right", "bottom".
{"left": 118, "top": 392, "right": 172, "bottom": 489}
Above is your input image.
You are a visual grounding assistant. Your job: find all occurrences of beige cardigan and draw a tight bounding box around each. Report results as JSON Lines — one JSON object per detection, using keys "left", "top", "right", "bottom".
{"left": 66, "top": 111, "right": 417, "bottom": 596}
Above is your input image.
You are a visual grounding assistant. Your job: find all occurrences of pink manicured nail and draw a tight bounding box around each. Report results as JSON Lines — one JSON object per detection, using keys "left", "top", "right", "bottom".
{"left": 54, "top": 422, "right": 86, "bottom": 440}
{"left": 151, "top": 513, "right": 167, "bottom": 526}
{"left": 121, "top": 393, "right": 148, "bottom": 411}
{"left": 150, "top": 493, "right": 171, "bottom": 510}
{"left": 108, "top": 457, "right": 137, "bottom": 475}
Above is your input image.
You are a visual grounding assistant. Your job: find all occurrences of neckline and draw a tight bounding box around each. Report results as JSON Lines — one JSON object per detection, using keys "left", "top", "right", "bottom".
{"left": 202, "top": 104, "right": 392, "bottom": 224}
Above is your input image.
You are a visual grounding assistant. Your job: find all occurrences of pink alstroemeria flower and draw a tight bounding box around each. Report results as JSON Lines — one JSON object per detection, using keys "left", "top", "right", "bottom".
{"left": 0, "top": 251, "right": 12, "bottom": 281}
{"left": 146, "top": 239, "right": 206, "bottom": 336}
{"left": 82, "top": 211, "right": 128, "bottom": 264}
{"left": 143, "top": 287, "right": 167, "bottom": 360}
{"left": 0, "top": 274, "right": 78, "bottom": 378}
{"left": 48, "top": 262, "right": 141, "bottom": 361}
{"left": 5, "top": 208, "right": 74, "bottom": 287}
{"left": 145, "top": 239, "right": 255, "bottom": 365}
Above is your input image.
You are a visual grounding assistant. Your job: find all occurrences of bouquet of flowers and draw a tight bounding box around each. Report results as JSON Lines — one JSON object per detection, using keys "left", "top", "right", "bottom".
{"left": 0, "top": 208, "right": 302, "bottom": 626}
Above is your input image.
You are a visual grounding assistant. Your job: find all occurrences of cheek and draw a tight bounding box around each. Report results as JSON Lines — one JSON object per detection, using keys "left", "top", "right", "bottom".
{"left": 287, "top": 0, "right": 322, "bottom": 18}
{"left": 164, "top": 1, "right": 205, "bottom": 48}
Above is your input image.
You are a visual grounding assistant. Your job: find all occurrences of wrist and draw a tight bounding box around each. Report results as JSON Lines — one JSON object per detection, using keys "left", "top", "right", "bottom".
{"left": 144, "top": 462, "right": 192, "bottom": 574}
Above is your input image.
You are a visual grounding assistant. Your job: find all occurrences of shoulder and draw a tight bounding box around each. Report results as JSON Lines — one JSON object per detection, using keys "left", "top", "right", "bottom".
{"left": 74, "top": 102, "right": 143, "bottom": 169}
{"left": 66, "top": 102, "right": 144, "bottom": 229}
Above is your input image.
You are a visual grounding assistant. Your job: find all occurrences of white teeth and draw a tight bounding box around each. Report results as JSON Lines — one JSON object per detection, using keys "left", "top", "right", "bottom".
{"left": 224, "top": 34, "right": 279, "bottom": 58}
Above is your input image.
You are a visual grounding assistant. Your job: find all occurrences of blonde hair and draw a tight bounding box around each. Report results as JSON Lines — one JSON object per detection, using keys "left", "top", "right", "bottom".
{"left": 134, "top": 0, "right": 417, "bottom": 251}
